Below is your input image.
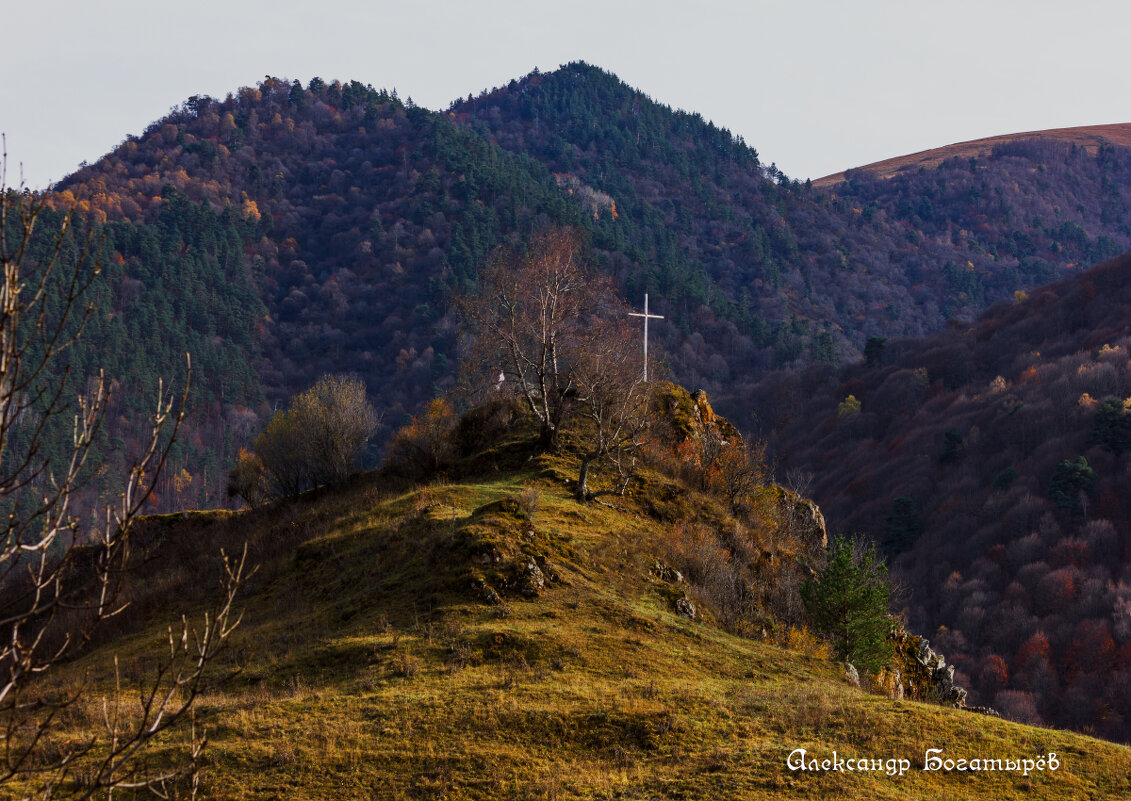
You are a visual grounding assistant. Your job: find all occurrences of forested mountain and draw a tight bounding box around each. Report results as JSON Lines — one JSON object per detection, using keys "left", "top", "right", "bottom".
{"left": 56, "top": 66, "right": 1131, "bottom": 407}
{"left": 42, "top": 63, "right": 1131, "bottom": 516}
{"left": 5, "top": 194, "right": 265, "bottom": 518}
{"left": 749, "top": 251, "right": 1131, "bottom": 740}
{"left": 452, "top": 65, "right": 1131, "bottom": 407}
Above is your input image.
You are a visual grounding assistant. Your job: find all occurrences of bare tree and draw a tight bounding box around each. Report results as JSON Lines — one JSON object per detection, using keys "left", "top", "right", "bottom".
{"left": 461, "top": 228, "right": 607, "bottom": 448}
{"left": 572, "top": 318, "right": 651, "bottom": 501}
{"left": 0, "top": 152, "right": 244, "bottom": 799}
{"left": 461, "top": 228, "right": 652, "bottom": 500}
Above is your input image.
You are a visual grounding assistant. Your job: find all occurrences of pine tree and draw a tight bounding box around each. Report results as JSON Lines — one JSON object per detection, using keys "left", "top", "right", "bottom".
{"left": 801, "top": 537, "right": 893, "bottom": 672}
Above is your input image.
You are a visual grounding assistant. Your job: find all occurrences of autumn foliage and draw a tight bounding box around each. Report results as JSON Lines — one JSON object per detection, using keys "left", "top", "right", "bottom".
{"left": 750, "top": 249, "right": 1131, "bottom": 741}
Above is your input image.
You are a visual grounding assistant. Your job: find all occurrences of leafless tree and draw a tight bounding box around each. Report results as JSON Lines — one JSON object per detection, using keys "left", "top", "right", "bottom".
{"left": 460, "top": 228, "right": 607, "bottom": 448}
{"left": 461, "top": 228, "right": 652, "bottom": 500}
{"left": 0, "top": 150, "right": 245, "bottom": 799}
{"left": 572, "top": 318, "right": 651, "bottom": 501}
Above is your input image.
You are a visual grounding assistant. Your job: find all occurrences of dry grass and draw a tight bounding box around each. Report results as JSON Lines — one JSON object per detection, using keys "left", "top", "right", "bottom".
{"left": 30, "top": 468, "right": 1131, "bottom": 799}
{"left": 813, "top": 122, "right": 1131, "bottom": 187}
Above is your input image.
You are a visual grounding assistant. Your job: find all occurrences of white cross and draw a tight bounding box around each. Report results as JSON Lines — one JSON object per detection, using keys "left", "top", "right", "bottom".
{"left": 628, "top": 293, "right": 664, "bottom": 382}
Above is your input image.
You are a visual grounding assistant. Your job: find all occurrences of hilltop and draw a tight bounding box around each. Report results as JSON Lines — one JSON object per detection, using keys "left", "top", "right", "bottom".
{"left": 29, "top": 387, "right": 1131, "bottom": 799}
{"left": 813, "top": 123, "right": 1131, "bottom": 186}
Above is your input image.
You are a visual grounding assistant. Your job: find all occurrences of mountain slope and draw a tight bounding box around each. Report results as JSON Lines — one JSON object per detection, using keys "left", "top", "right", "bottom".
{"left": 52, "top": 68, "right": 1131, "bottom": 423}
{"left": 40, "top": 65, "right": 1131, "bottom": 507}
{"left": 57, "top": 79, "right": 586, "bottom": 420}
{"left": 749, "top": 249, "right": 1131, "bottom": 741}
{"left": 45, "top": 450, "right": 1131, "bottom": 799}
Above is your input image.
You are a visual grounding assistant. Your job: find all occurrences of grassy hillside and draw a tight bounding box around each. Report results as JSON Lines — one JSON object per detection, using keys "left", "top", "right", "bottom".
{"left": 39, "top": 457, "right": 1131, "bottom": 799}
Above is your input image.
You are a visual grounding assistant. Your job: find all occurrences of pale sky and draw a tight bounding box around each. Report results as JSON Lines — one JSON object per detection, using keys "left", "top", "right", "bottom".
{"left": 3, "top": 0, "right": 1130, "bottom": 189}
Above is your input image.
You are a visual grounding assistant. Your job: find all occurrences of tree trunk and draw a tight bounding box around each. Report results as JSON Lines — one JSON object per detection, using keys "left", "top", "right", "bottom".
{"left": 538, "top": 421, "right": 560, "bottom": 452}
{"left": 576, "top": 453, "right": 596, "bottom": 501}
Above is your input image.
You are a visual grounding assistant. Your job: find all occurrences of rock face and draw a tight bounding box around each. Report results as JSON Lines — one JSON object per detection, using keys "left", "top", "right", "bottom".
{"left": 656, "top": 384, "right": 742, "bottom": 444}
{"left": 844, "top": 662, "right": 861, "bottom": 687}
{"left": 888, "top": 621, "right": 970, "bottom": 708}
{"left": 675, "top": 598, "right": 697, "bottom": 619}
{"left": 690, "top": 389, "right": 716, "bottom": 426}
{"left": 767, "top": 487, "right": 829, "bottom": 550}
{"left": 651, "top": 560, "right": 684, "bottom": 584}
{"left": 518, "top": 559, "right": 545, "bottom": 598}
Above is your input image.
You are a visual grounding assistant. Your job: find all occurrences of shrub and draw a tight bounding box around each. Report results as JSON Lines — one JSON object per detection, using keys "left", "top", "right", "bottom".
{"left": 516, "top": 483, "right": 542, "bottom": 517}
{"left": 226, "top": 447, "right": 269, "bottom": 506}
{"left": 383, "top": 398, "right": 459, "bottom": 480}
{"left": 249, "top": 374, "right": 381, "bottom": 499}
{"left": 452, "top": 396, "right": 523, "bottom": 455}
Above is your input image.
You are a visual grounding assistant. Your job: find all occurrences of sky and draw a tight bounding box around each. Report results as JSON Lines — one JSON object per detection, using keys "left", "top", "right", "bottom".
{"left": 3, "top": 0, "right": 1131, "bottom": 189}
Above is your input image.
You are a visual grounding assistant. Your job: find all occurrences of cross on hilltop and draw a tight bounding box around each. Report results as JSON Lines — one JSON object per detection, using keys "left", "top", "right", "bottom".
{"left": 627, "top": 294, "right": 663, "bottom": 382}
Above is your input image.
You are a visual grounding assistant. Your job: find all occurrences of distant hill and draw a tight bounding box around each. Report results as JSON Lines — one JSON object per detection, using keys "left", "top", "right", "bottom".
{"left": 749, "top": 249, "right": 1131, "bottom": 741}
{"left": 814, "top": 123, "right": 1131, "bottom": 186}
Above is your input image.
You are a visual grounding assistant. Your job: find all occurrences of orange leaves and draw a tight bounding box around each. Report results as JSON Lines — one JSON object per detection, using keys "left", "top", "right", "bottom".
{"left": 1016, "top": 631, "right": 1051, "bottom": 667}
{"left": 384, "top": 398, "right": 458, "bottom": 479}
{"left": 241, "top": 197, "right": 261, "bottom": 222}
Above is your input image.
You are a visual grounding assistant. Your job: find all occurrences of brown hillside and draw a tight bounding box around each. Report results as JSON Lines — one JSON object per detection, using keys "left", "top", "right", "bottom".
{"left": 814, "top": 123, "right": 1131, "bottom": 187}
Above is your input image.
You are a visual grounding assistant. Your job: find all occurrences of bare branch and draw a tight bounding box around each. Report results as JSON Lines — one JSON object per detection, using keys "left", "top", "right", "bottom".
{"left": 0, "top": 153, "right": 244, "bottom": 800}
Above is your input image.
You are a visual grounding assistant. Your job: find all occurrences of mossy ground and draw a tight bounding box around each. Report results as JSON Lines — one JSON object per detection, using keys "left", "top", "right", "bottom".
{"left": 43, "top": 467, "right": 1131, "bottom": 799}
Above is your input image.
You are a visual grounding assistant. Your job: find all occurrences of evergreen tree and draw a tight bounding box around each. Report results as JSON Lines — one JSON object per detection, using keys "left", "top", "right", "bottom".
{"left": 1090, "top": 397, "right": 1131, "bottom": 455}
{"left": 882, "top": 496, "right": 923, "bottom": 553}
{"left": 802, "top": 537, "right": 893, "bottom": 672}
{"left": 1048, "top": 456, "right": 1097, "bottom": 513}
{"left": 864, "top": 336, "right": 886, "bottom": 368}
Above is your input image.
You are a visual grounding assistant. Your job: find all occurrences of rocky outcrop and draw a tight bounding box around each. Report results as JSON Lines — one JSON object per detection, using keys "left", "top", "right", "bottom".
{"left": 654, "top": 384, "right": 742, "bottom": 444}
{"left": 456, "top": 498, "right": 561, "bottom": 603}
{"left": 754, "top": 485, "right": 829, "bottom": 551}
{"left": 887, "top": 621, "right": 969, "bottom": 708}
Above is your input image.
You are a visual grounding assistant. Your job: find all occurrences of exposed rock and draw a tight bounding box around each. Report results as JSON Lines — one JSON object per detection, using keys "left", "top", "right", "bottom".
{"left": 966, "top": 705, "right": 1001, "bottom": 718}
{"left": 675, "top": 598, "right": 696, "bottom": 619}
{"left": 844, "top": 662, "right": 860, "bottom": 687}
{"left": 754, "top": 485, "right": 829, "bottom": 551}
{"left": 690, "top": 389, "right": 716, "bottom": 425}
{"left": 651, "top": 559, "right": 684, "bottom": 583}
{"left": 533, "top": 554, "right": 560, "bottom": 583}
{"left": 655, "top": 384, "right": 742, "bottom": 444}
{"left": 518, "top": 559, "right": 545, "bottom": 598}
{"left": 890, "top": 623, "right": 970, "bottom": 708}
{"left": 471, "top": 545, "right": 503, "bottom": 565}
{"left": 473, "top": 577, "right": 502, "bottom": 605}
{"left": 782, "top": 491, "right": 828, "bottom": 550}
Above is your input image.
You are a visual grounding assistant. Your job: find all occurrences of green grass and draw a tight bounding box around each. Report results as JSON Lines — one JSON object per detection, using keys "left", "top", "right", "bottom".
{"left": 46, "top": 468, "right": 1131, "bottom": 799}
